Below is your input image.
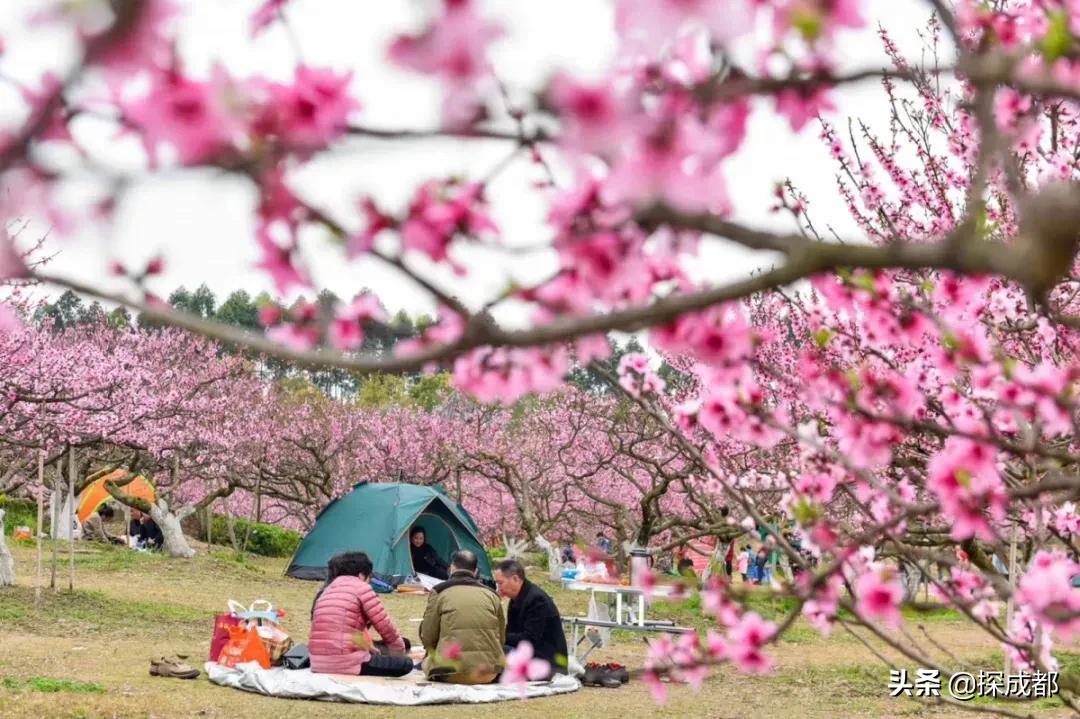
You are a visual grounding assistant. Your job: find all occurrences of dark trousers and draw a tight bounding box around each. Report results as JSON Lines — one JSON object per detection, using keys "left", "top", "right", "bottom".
{"left": 373, "top": 638, "right": 411, "bottom": 653}
{"left": 360, "top": 653, "right": 414, "bottom": 677}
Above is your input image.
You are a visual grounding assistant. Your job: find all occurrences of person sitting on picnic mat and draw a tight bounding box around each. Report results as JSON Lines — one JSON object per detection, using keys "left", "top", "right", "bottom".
{"left": 494, "top": 559, "right": 568, "bottom": 676}
{"left": 83, "top": 504, "right": 124, "bottom": 545}
{"left": 309, "top": 551, "right": 413, "bottom": 677}
{"left": 420, "top": 550, "right": 505, "bottom": 684}
{"left": 129, "top": 509, "right": 163, "bottom": 551}
{"left": 409, "top": 526, "right": 449, "bottom": 580}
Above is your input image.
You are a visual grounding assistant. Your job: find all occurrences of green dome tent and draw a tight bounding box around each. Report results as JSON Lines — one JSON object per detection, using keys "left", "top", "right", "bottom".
{"left": 285, "top": 482, "right": 492, "bottom": 580}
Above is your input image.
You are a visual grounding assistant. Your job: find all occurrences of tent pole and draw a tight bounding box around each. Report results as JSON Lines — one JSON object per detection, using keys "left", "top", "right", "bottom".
{"left": 34, "top": 449, "right": 43, "bottom": 607}
{"left": 68, "top": 446, "right": 75, "bottom": 592}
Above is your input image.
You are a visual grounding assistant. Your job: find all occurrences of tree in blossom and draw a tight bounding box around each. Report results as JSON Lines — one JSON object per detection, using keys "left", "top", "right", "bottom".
{"left": 10, "top": 0, "right": 1080, "bottom": 710}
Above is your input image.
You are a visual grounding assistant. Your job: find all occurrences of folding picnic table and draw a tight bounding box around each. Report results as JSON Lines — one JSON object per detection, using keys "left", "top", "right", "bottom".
{"left": 563, "top": 581, "right": 680, "bottom": 626}
{"left": 561, "top": 616, "right": 694, "bottom": 654}
{"left": 561, "top": 581, "right": 689, "bottom": 653}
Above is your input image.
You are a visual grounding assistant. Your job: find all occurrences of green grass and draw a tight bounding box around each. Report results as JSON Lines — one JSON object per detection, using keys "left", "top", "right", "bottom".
{"left": 71, "top": 544, "right": 161, "bottom": 572}
{"left": 2, "top": 677, "right": 106, "bottom": 694}
{"left": 781, "top": 664, "right": 881, "bottom": 697}
{"left": 0, "top": 585, "right": 208, "bottom": 637}
{"left": 206, "top": 548, "right": 264, "bottom": 571}
{"left": 900, "top": 604, "right": 963, "bottom": 623}
{"left": 742, "top": 590, "right": 802, "bottom": 620}
{"left": 0, "top": 496, "right": 41, "bottom": 536}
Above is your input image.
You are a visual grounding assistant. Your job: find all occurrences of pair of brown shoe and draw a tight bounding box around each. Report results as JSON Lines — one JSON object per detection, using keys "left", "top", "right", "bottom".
{"left": 150, "top": 656, "right": 199, "bottom": 680}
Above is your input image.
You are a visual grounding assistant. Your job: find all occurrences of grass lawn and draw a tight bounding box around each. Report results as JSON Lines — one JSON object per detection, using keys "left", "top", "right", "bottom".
{"left": 0, "top": 540, "right": 1072, "bottom": 718}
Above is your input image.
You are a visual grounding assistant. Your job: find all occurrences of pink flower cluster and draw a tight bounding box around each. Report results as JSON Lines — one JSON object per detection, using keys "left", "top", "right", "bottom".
{"left": 617, "top": 353, "right": 666, "bottom": 398}
{"left": 453, "top": 346, "right": 569, "bottom": 404}
{"left": 1015, "top": 551, "right": 1080, "bottom": 641}
{"left": 387, "top": 0, "right": 503, "bottom": 127}
{"left": 930, "top": 568, "right": 1001, "bottom": 622}
{"left": 500, "top": 641, "right": 549, "bottom": 688}
{"left": 260, "top": 293, "right": 387, "bottom": 352}
{"left": 926, "top": 438, "right": 1006, "bottom": 543}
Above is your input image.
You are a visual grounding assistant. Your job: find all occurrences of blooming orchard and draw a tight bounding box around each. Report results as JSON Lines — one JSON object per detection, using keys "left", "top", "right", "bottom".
{"left": 6, "top": 0, "right": 1080, "bottom": 710}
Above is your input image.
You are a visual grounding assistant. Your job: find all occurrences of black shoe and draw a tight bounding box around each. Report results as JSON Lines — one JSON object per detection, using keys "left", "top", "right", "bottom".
{"left": 582, "top": 666, "right": 603, "bottom": 687}
{"left": 582, "top": 665, "right": 622, "bottom": 688}
{"left": 604, "top": 664, "right": 629, "bottom": 684}
{"left": 599, "top": 673, "right": 621, "bottom": 688}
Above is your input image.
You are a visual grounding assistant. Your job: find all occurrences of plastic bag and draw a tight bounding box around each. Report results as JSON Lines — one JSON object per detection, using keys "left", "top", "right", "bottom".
{"left": 218, "top": 624, "right": 271, "bottom": 669}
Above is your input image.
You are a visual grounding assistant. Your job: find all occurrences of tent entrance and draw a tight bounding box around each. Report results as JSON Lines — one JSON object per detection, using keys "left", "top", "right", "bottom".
{"left": 403, "top": 504, "right": 463, "bottom": 575}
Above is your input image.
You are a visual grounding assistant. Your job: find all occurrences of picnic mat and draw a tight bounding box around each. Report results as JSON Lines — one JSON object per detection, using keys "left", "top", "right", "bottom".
{"left": 206, "top": 662, "right": 580, "bottom": 705}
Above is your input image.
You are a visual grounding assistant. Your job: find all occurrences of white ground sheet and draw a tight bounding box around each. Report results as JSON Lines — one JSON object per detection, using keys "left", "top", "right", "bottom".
{"left": 206, "top": 662, "right": 581, "bottom": 705}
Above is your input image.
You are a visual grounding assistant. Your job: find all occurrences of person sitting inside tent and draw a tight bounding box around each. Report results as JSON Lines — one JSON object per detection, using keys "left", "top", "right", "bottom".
{"left": 409, "top": 526, "right": 449, "bottom": 580}
{"left": 310, "top": 551, "right": 413, "bottom": 677}
{"left": 421, "top": 550, "right": 505, "bottom": 684}
{"left": 495, "top": 559, "right": 568, "bottom": 676}
{"left": 83, "top": 504, "right": 123, "bottom": 545}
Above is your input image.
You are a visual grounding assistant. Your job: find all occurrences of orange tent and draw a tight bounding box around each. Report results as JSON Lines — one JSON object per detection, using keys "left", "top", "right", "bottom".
{"left": 76, "top": 470, "right": 155, "bottom": 524}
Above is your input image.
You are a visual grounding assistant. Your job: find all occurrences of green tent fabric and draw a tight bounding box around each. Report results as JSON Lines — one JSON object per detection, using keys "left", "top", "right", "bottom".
{"left": 286, "top": 483, "right": 492, "bottom": 580}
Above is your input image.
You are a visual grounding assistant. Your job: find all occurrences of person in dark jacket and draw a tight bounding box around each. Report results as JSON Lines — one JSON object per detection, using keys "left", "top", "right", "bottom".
{"left": 132, "top": 511, "right": 163, "bottom": 550}
{"left": 410, "top": 527, "right": 449, "bottom": 580}
{"left": 128, "top": 508, "right": 143, "bottom": 541}
{"left": 494, "top": 559, "right": 568, "bottom": 676}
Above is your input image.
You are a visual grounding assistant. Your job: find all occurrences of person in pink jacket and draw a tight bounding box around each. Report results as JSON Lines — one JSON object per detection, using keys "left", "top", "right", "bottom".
{"left": 309, "top": 552, "right": 413, "bottom": 677}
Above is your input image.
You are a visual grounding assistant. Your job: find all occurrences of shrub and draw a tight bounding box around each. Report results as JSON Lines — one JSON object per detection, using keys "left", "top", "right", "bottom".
{"left": 0, "top": 495, "right": 42, "bottom": 536}
{"left": 196, "top": 515, "right": 301, "bottom": 557}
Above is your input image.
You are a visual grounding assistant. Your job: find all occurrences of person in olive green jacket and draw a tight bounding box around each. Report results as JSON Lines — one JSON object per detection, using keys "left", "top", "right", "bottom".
{"left": 420, "top": 550, "right": 506, "bottom": 684}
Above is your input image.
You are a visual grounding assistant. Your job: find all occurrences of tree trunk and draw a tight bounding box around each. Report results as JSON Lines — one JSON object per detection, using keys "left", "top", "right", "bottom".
{"left": 67, "top": 447, "right": 75, "bottom": 592}
{"left": 34, "top": 450, "right": 43, "bottom": 605}
{"left": 50, "top": 462, "right": 59, "bottom": 590}
{"left": 205, "top": 505, "right": 213, "bottom": 548}
{"left": 255, "top": 477, "right": 262, "bottom": 525}
{"left": 0, "top": 509, "right": 15, "bottom": 587}
{"left": 1004, "top": 521, "right": 1018, "bottom": 675}
{"left": 149, "top": 501, "right": 196, "bottom": 559}
{"left": 534, "top": 535, "right": 562, "bottom": 581}
{"left": 900, "top": 561, "right": 920, "bottom": 602}
{"left": 502, "top": 534, "right": 528, "bottom": 560}
{"left": 225, "top": 512, "right": 240, "bottom": 553}
{"left": 242, "top": 477, "right": 260, "bottom": 554}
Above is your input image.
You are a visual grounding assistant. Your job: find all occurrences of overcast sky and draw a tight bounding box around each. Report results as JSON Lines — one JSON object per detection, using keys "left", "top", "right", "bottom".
{"left": 0, "top": 0, "right": 940, "bottom": 320}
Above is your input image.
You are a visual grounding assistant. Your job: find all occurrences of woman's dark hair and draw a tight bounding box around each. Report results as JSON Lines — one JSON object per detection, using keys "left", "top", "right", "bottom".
{"left": 97, "top": 504, "right": 115, "bottom": 519}
{"left": 410, "top": 526, "right": 426, "bottom": 540}
{"left": 328, "top": 551, "right": 373, "bottom": 580}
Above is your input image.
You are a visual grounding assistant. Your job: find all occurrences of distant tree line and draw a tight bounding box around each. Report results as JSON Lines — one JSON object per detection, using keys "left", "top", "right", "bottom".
{"left": 33, "top": 286, "right": 688, "bottom": 401}
{"left": 33, "top": 285, "right": 432, "bottom": 398}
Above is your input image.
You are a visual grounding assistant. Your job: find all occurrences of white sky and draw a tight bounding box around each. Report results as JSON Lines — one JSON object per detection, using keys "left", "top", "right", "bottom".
{"left": 0, "top": 0, "right": 941, "bottom": 321}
